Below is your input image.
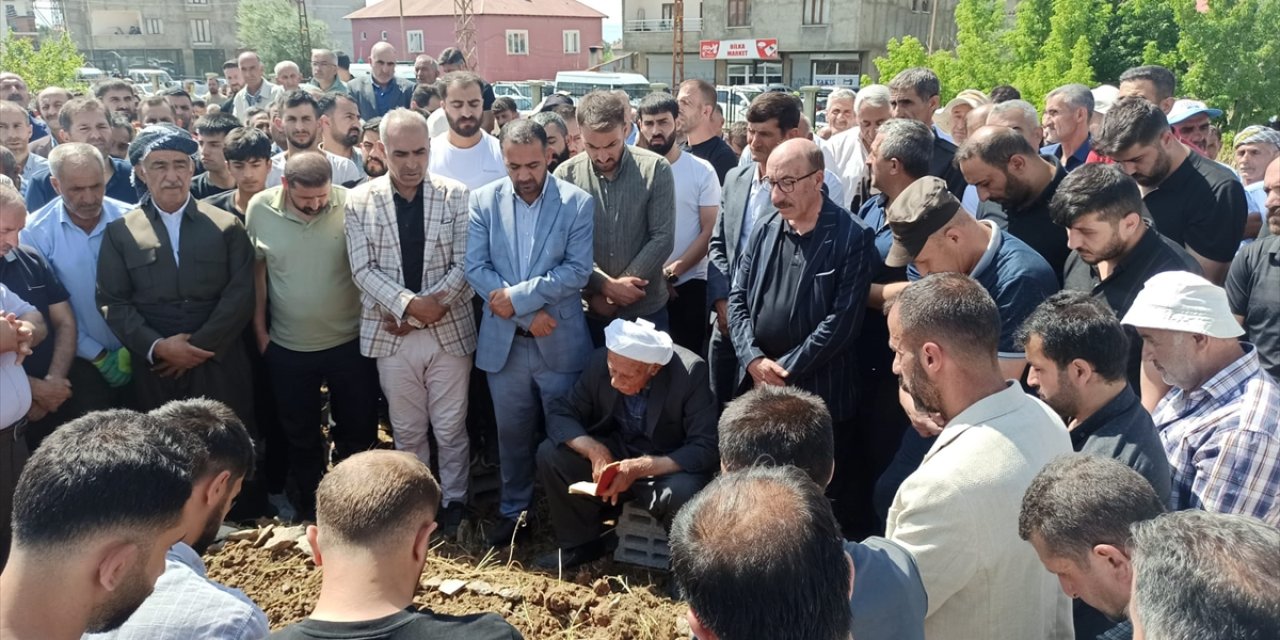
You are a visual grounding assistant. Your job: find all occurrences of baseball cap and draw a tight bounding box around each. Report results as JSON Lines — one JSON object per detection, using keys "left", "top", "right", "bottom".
{"left": 1092, "top": 84, "right": 1119, "bottom": 115}
{"left": 1120, "top": 271, "right": 1243, "bottom": 338}
{"left": 537, "top": 93, "right": 574, "bottom": 112}
{"left": 1167, "top": 99, "right": 1223, "bottom": 125}
{"left": 885, "top": 177, "right": 961, "bottom": 268}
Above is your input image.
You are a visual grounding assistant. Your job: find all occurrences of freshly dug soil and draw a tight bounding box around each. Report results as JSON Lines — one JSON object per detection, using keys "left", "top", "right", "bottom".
{"left": 205, "top": 531, "right": 688, "bottom": 640}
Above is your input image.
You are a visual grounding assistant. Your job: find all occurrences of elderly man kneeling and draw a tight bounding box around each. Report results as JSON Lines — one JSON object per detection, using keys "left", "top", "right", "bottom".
{"left": 534, "top": 318, "right": 718, "bottom": 570}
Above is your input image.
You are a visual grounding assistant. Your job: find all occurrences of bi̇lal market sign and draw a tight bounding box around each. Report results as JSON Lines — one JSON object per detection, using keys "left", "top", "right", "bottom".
{"left": 699, "top": 38, "right": 780, "bottom": 60}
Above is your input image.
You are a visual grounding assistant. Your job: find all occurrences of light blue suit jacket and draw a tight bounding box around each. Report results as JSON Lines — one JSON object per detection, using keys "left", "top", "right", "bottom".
{"left": 465, "top": 175, "right": 595, "bottom": 374}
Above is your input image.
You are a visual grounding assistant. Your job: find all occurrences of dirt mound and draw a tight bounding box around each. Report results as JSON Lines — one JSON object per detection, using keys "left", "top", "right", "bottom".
{"left": 205, "top": 530, "right": 688, "bottom": 640}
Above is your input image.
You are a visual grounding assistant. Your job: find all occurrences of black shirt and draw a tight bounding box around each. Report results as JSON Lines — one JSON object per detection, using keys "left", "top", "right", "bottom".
{"left": 1063, "top": 225, "right": 1201, "bottom": 387}
{"left": 1143, "top": 151, "right": 1248, "bottom": 263}
{"left": 190, "top": 172, "right": 235, "bottom": 200}
{"left": 685, "top": 136, "right": 739, "bottom": 185}
{"left": 0, "top": 246, "right": 70, "bottom": 378}
{"left": 1226, "top": 235, "right": 1280, "bottom": 380}
{"left": 1002, "top": 159, "right": 1069, "bottom": 283}
{"left": 268, "top": 609, "right": 523, "bottom": 640}
{"left": 203, "top": 190, "right": 246, "bottom": 221}
{"left": 1070, "top": 385, "right": 1172, "bottom": 505}
{"left": 753, "top": 224, "right": 813, "bottom": 359}
{"left": 930, "top": 135, "right": 967, "bottom": 198}
{"left": 394, "top": 189, "right": 426, "bottom": 293}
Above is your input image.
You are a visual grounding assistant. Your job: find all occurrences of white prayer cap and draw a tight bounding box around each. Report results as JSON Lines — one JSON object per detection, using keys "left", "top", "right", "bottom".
{"left": 1121, "top": 271, "right": 1243, "bottom": 339}
{"left": 604, "top": 318, "right": 674, "bottom": 365}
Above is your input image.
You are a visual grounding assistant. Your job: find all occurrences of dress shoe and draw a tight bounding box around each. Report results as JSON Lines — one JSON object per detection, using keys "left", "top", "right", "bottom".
{"left": 486, "top": 516, "right": 530, "bottom": 548}
{"left": 535, "top": 538, "right": 610, "bottom": 572}
{"left": 438, "top": 502, "right": 465, "bottom": 538}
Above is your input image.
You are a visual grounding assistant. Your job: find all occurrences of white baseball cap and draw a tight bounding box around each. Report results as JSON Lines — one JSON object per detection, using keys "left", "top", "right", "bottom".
{"left": 1121, "top": 271, "right": 1243, "bottom": 338}
{"left": 1092, "top": 85, "right": 1119, "bottom": 115}
{"left": 1167, "top": 99, "right": 1223, "bottom": 125}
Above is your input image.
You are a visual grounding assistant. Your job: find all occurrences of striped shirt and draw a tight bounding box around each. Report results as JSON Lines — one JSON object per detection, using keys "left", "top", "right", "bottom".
{"left": 1153, "top": 344, "right": 1280, "bottom": 524}
{"left": 554, "top": 145, "right": 675, "bottom": 319}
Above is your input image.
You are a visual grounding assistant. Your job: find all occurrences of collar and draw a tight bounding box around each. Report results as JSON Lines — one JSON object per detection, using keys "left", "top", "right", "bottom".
{"left": 1096, "top": 223, "right": 1160, "bottom": 279}
{"left": 56, "top": 201, "right": 115, "bottom": 236}
{"left": 930, "top": 381, "right": 1025, "bottom": 456}
{"left": 167, "top": 542, "right": 206, "bottom": 576}
{"left": 153, "top": 194, "right": 193, "bottom": 218}
{"left": 270, "top": 185, "right": 341, "bottom": 222}
{"left": 1011, "top": 157, "right": 1066, "bottom": 215}
{"left": 969, "top": 219, "right": 1003, "bottom": 277}
{"left": 1069, "top": 134, "right": 1094, "bottom": 165}
{"left": 513, "top": 176, "right": 551, "bottom": 208}
{"left": 594, "top": 145, "right": 634, "bottom": 182}
{"left": 2, "top": 249, "right": 15, "bottom": 263}
{"left": 1071, "top": 385, "right": 1140, "bottom": 444}
{"left": 1186, "top": 344, "right": 1261, "bottom": 402}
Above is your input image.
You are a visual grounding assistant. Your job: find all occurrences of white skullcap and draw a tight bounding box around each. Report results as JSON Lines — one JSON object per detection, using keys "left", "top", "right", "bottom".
{"left": 604, "top": 318, "right": 674, "bottom": 365}
{"left": 1121, "top": 271, "right": 1243, "bottom": 339}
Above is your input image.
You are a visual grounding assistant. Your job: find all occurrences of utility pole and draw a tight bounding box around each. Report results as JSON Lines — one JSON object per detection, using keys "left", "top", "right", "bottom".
{"left": 672, "top": 0, "right": 684, "bottom": 84}
{"left": 297, "top": 0, "right": 312, "bottom": 55}
{"left": 454, "top": 0, "right": 476, "bottom": 69}
{"left": 926, "top": 0, "right": 939, "bottom": 53}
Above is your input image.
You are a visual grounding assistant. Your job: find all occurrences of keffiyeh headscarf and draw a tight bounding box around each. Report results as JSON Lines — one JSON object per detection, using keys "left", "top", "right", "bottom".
{"left": 127, "top": 124, "right": 199, "bottom": 187}
{"left": 1234, "top": 125, "right": 1280, "bottom": 151}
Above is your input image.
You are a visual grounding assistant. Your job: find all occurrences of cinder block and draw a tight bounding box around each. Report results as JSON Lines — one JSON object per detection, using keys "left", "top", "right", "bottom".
{"left": 468, "top": 462, "right": 501, "bottom": 506}
{"left": 613, "top": 503, "right": 671, "bottom": 570}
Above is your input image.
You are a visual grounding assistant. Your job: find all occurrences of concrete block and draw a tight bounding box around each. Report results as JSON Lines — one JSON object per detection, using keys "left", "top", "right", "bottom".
{"left": 613, "top": 503, "right": 671, "bottom": 570}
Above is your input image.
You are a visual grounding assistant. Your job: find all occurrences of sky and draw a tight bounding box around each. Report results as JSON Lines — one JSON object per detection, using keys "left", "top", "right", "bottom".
{"left": 361, "top": 0, "right": 624, "bottom": 43}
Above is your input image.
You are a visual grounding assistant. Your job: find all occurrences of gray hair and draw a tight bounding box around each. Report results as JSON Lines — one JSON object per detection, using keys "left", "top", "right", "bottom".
{"left": 274, "top": 61, "right": 300, "bottom": 75}
{"left": 889, "top": 68, "right": 941, "bottom": 99}
{"left": 379, "top": 108, "right": 429, "bottom": 144}
{"left": 311, "top": 49, "right": 337, "bottom": 64}
{"left": 854, "top": 84, "right": 890, "bottom": 113}
{"left": 1046, "top": 84, "right": 1094, "bottom": 118}
{"left": 530, "top": 111, "right": 568, "bottom": 137}
{"left": 1129, "top": 511, "right": 1280, "bottom": 639}
{"left": 876, "top": 118, "right": 933, "bottom": 178}
{"left": 989, "top": 99, "right": 1040, "bottom": 128}
{"left": 828, "top": 88, "right": 857, "bottom": 104}
{"left": 48, "top": 142, "right": 107, "bottom": 181}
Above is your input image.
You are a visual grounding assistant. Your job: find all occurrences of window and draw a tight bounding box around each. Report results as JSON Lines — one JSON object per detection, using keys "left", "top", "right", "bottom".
{"left": 360, "top": 31, "right": 367, "bottom": 41}
{"left": 727, "top": 0, "right": 750, "bottom": 26}
{"left": 506, "top": 30, "right": 529, "bottom": 56}
{"left": 186, "top": 0, "right": 209, "bottom": 5}
{"left": 189, "top": 18, "right": 210, "bottom": 44}
{"left": 803, "top": 0, "right": 827, "bottom": 24}
{"left": 406, "top": 30, "right": 424, "bottom": 53}
{"left": 145, "top": 18, "right": 162, "bottom": 34}
{"left": 911, "top": 0, "right": 931, "bottom": 13}
{"left": 812, "top": 59, "right": 861, "bottom": 86}
{"left": 563, "top": 30, "right": 580, "bottom": 54}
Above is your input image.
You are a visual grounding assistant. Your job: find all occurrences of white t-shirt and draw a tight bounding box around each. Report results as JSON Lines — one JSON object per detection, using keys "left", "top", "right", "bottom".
{"left": 667, "top": 151, "right": 722, "bottom": 284}
{"left": 266, "top": 149, "right": 365, "bottom": 189}
{"left": 427, "top": 108, "right": 449, "bottom": 138}
{"left": 429, "top": 131, "right": 506, "bottom": 192}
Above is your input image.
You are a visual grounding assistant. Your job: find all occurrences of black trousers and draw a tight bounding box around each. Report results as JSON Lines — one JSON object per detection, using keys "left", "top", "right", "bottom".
{"left": 665, "top": 279, "right": 709, "bottom": 356}
{"left": 536, "top": 437, "right": 711, "bottom": 548}
{"left": 707, "top": 327, "right": 739, "bottom": 409}
{"left": 265, "top": 339, "right": 380, "bottom": 518}
{"left": 133, "top": 339, "right": 254, "bottom": 422}
{"left": 0, "top": 420, "right": 29, "bottom": 572}
{"left": 25, "top": 357, "right": 126, "bottom": 451}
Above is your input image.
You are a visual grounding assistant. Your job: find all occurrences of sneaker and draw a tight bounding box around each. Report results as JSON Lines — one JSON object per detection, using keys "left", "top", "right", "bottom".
{"left": 438, "top": 502, "right": 465, "bottom": 538}
{"left": 485, "top": 516, "right": 531, "bottom": 548}
{"left": 267, "top": 492, "right": 298, "bottom": 522}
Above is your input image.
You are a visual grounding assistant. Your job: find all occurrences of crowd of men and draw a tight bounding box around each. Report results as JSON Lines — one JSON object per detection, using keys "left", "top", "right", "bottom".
{"left": 0, "top": 48, "right": 1278, "bottom": 640}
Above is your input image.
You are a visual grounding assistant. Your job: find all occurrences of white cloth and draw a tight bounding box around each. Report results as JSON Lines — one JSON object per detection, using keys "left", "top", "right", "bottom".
{"left": 667, "top": 151, "right": 721, "bottom": 284}
{"left": 428, "top": 131, "right": 506, "bottom": 192}
{"left": 265, "top": 149, "right": 365, "bottom": 189}
{"left": 156, "top": 195, "right": 190, "bottom": 266}
{"left": 604, "top": 318, "right": 673, "bottom": 365}
{"left": 824, "top": 127, "right": 868, "bottom": 205}
{"left": 0, "top": 283, "right": 34, "bottom": 429}
{"left": 1245, "top": 180, "right": 1267, "bottom": 215}
{"left": 427, "top": 107, "right": 449, "bottom": 138}
{"left": 231, "top": 80, "right": 281, "bottom": 122}
{"left": 887, "top": 383, "right": 1074, "bottom": 640}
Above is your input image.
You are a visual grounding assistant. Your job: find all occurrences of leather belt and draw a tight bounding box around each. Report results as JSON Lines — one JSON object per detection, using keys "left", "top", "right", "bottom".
{"left": 514, "top": 327, "right": 536, "bottom": 338}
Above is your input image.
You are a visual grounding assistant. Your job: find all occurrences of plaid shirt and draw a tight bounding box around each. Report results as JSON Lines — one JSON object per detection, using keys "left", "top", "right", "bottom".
{"left": 1097, "top": 621, "right": 1133, "bottom": 640}
{"left": 1153, "top": 344, "right": 1280, "bottom": 524}
{"left": 345, "top": 174, "right": 476, "bottom": 359}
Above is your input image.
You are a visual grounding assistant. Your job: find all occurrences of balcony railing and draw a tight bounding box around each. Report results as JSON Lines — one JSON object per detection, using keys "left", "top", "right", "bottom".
{"left": 625, "top": 18, "right": 703, "bottom": 32}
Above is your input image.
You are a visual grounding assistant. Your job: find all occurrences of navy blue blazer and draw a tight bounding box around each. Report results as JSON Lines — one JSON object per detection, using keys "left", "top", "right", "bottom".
{"left": 346, "top": 76, "right": 415, "bottom": 121}
{"left": 727, "top": 197, "right": 876, "bottom": 422}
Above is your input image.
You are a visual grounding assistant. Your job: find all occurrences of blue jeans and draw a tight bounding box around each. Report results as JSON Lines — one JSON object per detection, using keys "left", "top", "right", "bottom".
{"left": 486, "top": 336, "right": 581, "bottom": 519}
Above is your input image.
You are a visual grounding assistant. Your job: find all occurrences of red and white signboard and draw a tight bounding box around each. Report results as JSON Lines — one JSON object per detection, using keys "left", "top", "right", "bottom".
{"left": 700, "top": 38, "right": 780, "bottom": 60}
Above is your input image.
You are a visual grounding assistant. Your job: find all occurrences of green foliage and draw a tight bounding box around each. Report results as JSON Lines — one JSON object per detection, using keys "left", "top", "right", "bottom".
{"left": 237, "top": 0, "right": 333, "bottom": 73}
{"left": 870, "top": 0, "right": 1279, "bottom": 129}
{"left": 0, "top": 32, "right": 86, "bottom": 95}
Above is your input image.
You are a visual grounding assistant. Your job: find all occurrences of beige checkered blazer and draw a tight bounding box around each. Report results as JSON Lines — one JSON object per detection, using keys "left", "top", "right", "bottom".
{"left": 344, "top": 174, "right": 476, "bottom": 359}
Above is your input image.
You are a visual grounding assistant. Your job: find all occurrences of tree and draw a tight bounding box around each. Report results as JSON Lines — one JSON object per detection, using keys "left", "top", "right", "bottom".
{"left": 0, "top": 32, "right": 86, "bottom": 94}
{"left": 1092, "top": 0, "right": 1181, "bottom": 83}
{"left": 866, "top": 36, "right": 930, "bottom": 89}
{"left": 237, "top": 0, "right": 333, "bottom": 73}
{"left": 1173, "top": 0, "right": 1280, "bottom": 130}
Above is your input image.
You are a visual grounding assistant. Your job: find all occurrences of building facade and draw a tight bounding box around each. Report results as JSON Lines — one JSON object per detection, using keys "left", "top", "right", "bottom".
{"left": 309, "top": 0, "right": 367, "bottom": 60}
{"left": 623, "top": 0, "right": 959, "bottom": 87}
{"left": 345, "top": 0, "right": 605, "bottom": 82}
{"left": 61, "top": 0, "right": 239, "bottom": 78}
{"left": 2, "top": 0, "right": 38, "bottom": 39}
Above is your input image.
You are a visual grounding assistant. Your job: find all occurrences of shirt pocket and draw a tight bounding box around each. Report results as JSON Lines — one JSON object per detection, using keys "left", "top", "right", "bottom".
{"left": 123, "top": 247, "right": 159, "bottom": 290}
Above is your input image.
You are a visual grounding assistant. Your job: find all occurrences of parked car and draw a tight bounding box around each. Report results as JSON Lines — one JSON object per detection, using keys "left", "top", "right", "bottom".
{"left": 716, "top": 84, "right": 791, "bottom": 123}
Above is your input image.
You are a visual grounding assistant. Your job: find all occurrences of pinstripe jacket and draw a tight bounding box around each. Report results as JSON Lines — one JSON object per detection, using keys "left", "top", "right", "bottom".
{"left": 344, "top": 174, "right": 476, "bottom": 359}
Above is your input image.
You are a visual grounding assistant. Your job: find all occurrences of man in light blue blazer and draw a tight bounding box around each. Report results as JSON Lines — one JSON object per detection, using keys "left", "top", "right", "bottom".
{"left": 465, "top": 119, "right": 595, "bottom": 547}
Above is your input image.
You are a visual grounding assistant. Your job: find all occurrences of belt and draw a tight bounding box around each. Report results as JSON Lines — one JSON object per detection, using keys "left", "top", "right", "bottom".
{"left": 514, "top": 327, "right": 536, "bottom": 338}
{"left": 2, "top": 417, "right": 29, "bottom": 442}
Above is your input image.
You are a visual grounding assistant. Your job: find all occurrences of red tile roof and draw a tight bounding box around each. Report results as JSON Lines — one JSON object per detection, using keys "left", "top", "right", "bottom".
{"left": 345, "top": 0, "right": 607, "bottom": 20}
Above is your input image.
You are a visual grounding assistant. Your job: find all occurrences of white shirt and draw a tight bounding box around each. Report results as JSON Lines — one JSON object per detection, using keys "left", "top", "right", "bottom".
{"left": 667, "top": 151, "right": 721, "bottom": 284}
{"left": 266, "top": 149, "right": 365, "bottom": 189}
{"left": 825, "top": 127, "right": 868, "bottom": 204}
{"left": 156, "top": 195, "right": 191, "bottom": 266}
{"left": 428, "top": 131, "right": 506, "bottom": 191}
{"left": 0, "top": 283, "right": 34, "bottom": 429}
{"left": 1245, "top": 180, "right": 1267, "bottom": 215}
{"left": 427, "top": 108, "right": 449, "bottom": 138}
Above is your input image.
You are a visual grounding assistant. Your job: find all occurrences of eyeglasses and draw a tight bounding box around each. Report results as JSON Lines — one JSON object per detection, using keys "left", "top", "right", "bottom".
{"left": 762, "top": 169, "right": 820, "bottom": 194}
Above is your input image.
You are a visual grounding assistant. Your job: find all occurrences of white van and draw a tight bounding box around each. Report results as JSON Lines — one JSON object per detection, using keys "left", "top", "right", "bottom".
{"left": 346, "top": 62, "right": 416, "bottom": 82}
{"left": 553, "top": 71, "right": 651, "bottom": 101}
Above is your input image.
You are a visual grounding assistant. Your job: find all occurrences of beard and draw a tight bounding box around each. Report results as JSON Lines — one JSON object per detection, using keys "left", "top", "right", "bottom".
{"left": 84, "top": 556, "right": 155, "bottom": 633}
{"left": 1132, "top": 147, "right": 1173, "bottom": 187}
{"left": 996, "top": 173, "right": 1036, "bottom": 210}
{"left": 901, "top": 358, "right": 943, "bottom": 416}
{"left": 448, "top": 114, "right": 480, "bottom": 138}
{"left": 364, "top": 156, "right": 387, "bottom": 178}
{"left": 1267, "top": 207, "right": 1280, "bottom": 236}
{"left": 339, "top": 127, "right": 360, "bottom": 148}
{"left": 288, "top": 132, "right": 316, "bottom": 150}
{"left": 1078, "top": 232, "right": 1128, "bottom": 265}
{"left": 647, "top": 134, "right": 675, "bottom": 157}
{"left": 1039, "top": 376, "right": 1081, "bottom": 423}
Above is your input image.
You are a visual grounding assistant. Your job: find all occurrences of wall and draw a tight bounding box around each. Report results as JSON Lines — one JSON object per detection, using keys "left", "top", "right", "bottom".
{"left": 349, "top": 14, "right": 604, "bottom": 82}
{"left": 64, "top": 0, "right": 238, "bottom": 77}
